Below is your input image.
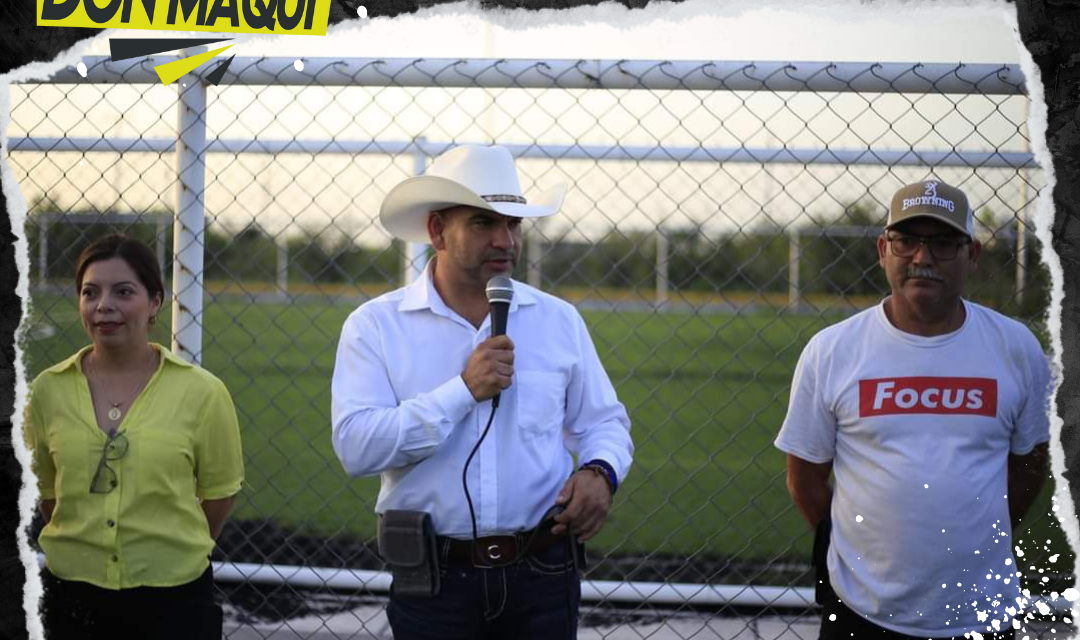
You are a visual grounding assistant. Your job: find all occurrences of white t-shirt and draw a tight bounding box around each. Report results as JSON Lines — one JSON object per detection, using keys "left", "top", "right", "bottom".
{"left": 775, "top": 299, "right": 1051, "bottom": 637}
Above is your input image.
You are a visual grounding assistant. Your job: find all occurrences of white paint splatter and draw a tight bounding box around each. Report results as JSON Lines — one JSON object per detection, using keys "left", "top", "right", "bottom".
{"left": 356, "top": 5, "right": 368, "bottom": 18}
{"left": 855, "top": 515, "right": 863, "bottom": 523}
{"left": 294, "top": 59, "right": 305, "bottom": 72}
{"left": 76, "top": 62, "right": 87, "bottom": 77}
{"left": 1062, "top": 588, "right": 1079, "bottom": 602}
{"left": 1036, "top": 602, "right": 1051, "bottom": 616}
{"left": 828, "top": 614, "right": 836, "bottom": 621}
{"left": 1049, "top": 554, "right": 1059, "bottom": 563}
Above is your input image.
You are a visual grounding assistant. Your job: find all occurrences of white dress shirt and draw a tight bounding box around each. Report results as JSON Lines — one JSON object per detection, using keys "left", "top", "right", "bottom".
{"left": 331, "top": 262, "right": 634, "bottom": 538}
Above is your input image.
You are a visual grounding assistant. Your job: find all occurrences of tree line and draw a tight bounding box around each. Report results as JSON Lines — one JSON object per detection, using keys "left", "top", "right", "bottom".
{"left": 24, "top": 203, "right": 1048, "bottom": 318}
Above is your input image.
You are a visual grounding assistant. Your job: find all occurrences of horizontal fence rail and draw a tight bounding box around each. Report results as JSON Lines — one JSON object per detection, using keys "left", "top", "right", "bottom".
{"left": 9, "top": 136, "right": 1040, "bottom": 168}
{"left": 39, "top": 57, "right": 1028, "bottom": 93}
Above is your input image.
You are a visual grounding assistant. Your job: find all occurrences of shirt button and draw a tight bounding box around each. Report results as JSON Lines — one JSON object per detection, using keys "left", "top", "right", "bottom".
{"left": 106, "top": 520, "right": 115, "bottom": 527}
{"left": 111, "top": 555, "right": 118, "bottom": 562}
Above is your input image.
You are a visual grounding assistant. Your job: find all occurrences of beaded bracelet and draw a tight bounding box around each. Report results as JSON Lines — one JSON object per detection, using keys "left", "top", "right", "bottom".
{"left": 579, "top": 460, "right": 618, "bottom": 495}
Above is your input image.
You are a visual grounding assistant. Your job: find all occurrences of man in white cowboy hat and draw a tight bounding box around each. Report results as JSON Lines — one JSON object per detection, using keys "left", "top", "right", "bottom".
{"left": 775, "top": 179, "right": 1051, "bottom": 640}
{"left": 331, "top": 144, "right": 633, "bottom": 639}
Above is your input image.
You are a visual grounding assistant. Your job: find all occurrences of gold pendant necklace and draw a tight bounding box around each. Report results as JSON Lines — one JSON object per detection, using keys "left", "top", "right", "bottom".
{"left": 87, "top": 348, "right": 156, "bottom": 424}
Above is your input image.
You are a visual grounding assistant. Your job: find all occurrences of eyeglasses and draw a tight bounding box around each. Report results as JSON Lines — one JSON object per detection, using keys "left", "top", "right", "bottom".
{"left": 89, "top": 429, "right": 128, "bottom": 494}
{"left": 885, "top": 233, "right": 971, "bottom": 261}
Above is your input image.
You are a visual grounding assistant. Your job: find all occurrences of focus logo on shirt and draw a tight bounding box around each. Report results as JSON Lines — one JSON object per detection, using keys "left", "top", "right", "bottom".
{"left": 858, "top": 377, "right": 997, "bottom": 417}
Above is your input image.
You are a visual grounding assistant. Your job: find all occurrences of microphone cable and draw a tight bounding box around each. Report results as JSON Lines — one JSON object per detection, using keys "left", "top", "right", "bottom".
{"left": 462, "top": 403, "right": 498, "bottom": 549}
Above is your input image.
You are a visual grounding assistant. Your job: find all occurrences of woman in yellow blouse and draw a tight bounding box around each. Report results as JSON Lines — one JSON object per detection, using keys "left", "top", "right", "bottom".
{"left": 24, "top": 234, "right": 244, "bottom": 639}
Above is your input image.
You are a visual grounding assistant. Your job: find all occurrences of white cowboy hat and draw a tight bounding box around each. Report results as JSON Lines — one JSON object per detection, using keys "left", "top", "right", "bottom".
{"left": 379, "top": 144, "right": 566, "bottom": 244}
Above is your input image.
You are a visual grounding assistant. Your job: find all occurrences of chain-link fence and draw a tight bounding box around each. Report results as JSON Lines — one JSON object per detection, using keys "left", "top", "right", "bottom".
{"left": 8, "top": 55, "right": 1072, "bottom": 638}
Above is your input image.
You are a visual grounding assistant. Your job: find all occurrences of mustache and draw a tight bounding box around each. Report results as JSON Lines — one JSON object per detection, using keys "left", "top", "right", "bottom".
{"left": 484, "top": 252, "right": 516, "bottom": 261}
{"left": 904, "top": 267, "right": 943, "bottom": 281}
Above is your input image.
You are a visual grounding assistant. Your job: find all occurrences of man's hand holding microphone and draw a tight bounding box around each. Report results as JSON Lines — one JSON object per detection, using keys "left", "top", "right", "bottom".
{"left": 462, "top": 336, "right": 515, "bottom": 403}
{"left": 462, "top": 275, "right": 515, "bottom": 406}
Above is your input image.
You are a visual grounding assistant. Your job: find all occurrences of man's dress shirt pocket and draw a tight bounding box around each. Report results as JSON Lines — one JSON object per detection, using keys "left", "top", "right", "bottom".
{"left": 515, "top": 371, "right": 566, "bottom": 439}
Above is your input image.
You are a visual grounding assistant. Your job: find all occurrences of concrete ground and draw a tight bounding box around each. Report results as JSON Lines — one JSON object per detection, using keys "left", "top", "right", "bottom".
{"left": 224, "top": 601, "right": 1073, "bottom": 640}
{"left": 223, "top": 602, "right": 822, "bottom": 640}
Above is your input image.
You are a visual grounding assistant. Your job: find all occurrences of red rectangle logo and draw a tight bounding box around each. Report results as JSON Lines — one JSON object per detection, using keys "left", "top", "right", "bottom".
{"left": 858, "top": 377, "right": 997, "bottom": 417}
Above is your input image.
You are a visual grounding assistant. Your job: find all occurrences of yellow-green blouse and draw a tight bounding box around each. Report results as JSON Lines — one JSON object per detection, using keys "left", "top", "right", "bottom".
{"left": 24, "top": 343, "right": 244, "bottom": 589}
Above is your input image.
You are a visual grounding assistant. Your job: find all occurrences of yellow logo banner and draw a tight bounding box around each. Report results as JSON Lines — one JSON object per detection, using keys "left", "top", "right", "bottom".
{"left": 37, "top": 0, "right": 332, "bottom": 36}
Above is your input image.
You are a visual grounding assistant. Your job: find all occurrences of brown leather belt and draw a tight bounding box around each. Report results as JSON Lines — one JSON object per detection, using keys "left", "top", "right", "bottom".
{"left": 439, "top": 531, "right": 568, "bottom": 568}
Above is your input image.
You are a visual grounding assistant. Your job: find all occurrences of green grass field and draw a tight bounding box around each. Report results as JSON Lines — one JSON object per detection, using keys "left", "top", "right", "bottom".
{"left": 22, "top": 291, "right": 1068, "bottom": 576}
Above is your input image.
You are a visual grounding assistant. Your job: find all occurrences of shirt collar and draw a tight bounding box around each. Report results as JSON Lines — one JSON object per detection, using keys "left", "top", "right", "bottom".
{"left": 398, "top": 258, "right": 537, "bottom": 314}
{"left": 47, "top": 342, "right": 194, "bottom": 375}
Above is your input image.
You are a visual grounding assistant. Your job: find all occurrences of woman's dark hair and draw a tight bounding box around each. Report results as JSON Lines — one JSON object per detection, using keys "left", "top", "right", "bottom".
{"left": 75, "top": 234, "right": 165, "bottom": 304}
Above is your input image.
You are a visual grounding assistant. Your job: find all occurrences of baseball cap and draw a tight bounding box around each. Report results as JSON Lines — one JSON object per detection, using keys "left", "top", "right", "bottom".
{"left": 886, "top": 180, "right": 973, "bottom": 238}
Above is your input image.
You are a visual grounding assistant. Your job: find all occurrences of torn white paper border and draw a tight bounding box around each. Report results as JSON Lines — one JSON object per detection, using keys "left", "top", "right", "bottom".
{"left": 2, "top": 0, "right": 1075, "bottom": 638}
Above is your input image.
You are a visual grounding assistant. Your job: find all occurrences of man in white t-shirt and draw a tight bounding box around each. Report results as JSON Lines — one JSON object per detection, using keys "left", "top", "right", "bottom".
{"left": 775, "top": 179, "right": 1051, "bottom": 639}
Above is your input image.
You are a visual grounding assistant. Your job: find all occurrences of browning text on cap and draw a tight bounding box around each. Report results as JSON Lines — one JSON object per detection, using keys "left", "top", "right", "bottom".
{"left": 887, "top": 180, "right": 973, "bottom": 238}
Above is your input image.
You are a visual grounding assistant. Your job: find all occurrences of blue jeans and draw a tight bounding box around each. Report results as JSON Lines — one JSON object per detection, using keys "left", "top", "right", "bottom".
{"left": 387, "top": 542, "right": 581, "bottom": 640}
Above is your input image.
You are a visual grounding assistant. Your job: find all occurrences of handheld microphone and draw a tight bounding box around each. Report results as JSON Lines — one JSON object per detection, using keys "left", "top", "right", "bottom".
{"left": 485, "top": 275, "right": 514, "bottom": 408}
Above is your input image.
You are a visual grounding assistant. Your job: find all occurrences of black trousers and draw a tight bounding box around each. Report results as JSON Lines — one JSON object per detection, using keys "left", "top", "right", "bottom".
{"left": 41, "top": 565, "right": 222, "bottom": 640}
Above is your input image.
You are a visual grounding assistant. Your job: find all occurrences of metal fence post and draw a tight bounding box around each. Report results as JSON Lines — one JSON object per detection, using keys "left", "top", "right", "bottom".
{"left": 276, "top": 237, "right": 289, "bottom": 299}
{"left": 527, "top": 218, "right": 544, "bottom": 288}
{"left": 788, "top": 229, "right": 801, "bottom": 311}
{"left": 173, "top": 47, "right": 208, "bottom": 365}
{"left": 155, "top": 214, "right": 168, "bottom": 277}
{"left": 656, "top": 225, "right": 669, "bottom": 306}
{"left": 403, "top": 136, "right": 429, "bottom": 285}
{"left": 38, "top": 212, "right": 49, "bottom": 285}
{"left": 1016, "top": 98, "right": 1031, "bottom": 305}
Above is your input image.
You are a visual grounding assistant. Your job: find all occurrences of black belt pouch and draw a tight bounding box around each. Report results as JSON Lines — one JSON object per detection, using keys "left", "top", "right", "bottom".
{"left": 378, "top": 510, "right": 441, "bottom": 598}
{"left": 812, "top": 516, "right": 832, "bottom": 605}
